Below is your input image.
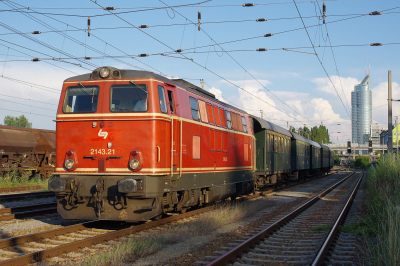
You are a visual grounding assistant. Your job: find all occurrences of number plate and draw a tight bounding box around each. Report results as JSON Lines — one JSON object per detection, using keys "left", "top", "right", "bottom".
{"left": 90, "top": 149, "right": 115, "bottom": 155}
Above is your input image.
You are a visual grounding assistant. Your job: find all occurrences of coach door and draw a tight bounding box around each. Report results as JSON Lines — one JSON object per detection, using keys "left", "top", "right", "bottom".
{"left": 164, "top": 83, "right": 181, "bottom": 176}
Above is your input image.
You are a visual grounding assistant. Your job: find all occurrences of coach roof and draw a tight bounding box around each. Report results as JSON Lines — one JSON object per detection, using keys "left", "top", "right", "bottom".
{"left": 251, "top": 116, "right": 292, "bottom": 137}
{"left": 291, "top": 132, "right": 313, "bottom": 144}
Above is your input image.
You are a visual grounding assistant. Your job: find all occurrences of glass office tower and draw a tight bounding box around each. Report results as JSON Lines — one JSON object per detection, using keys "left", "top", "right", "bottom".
{"left": 351, "top": 75, "right": 372, "bottom": 144}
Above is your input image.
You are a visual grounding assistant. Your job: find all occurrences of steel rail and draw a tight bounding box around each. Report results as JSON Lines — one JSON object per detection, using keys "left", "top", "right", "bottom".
{"left": 0, "top": 203, "right": 57, "bottom": 221}
{"left": 0, "top": 169, "right": 344, "bottom": 265}
{"left": 311, "top": 171, "right": 364, "bottom": 266}
{"left": 0, "top": 186, "right": 42, "bottom": 193}
{"left": 0, "top": 191, "right": 54, "bottom": 202}
{"left": 206, "top": 171, "right": 356, "bottom": 266}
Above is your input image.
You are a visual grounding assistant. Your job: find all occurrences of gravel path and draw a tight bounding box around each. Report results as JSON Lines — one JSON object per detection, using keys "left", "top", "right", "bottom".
{"left": 0, "top": 195, "right": 56, "bottom": 209}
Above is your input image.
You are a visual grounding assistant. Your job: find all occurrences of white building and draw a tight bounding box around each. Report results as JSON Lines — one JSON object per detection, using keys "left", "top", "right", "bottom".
{"left": 370, "top": 123, "right": 380, "bottom": 146}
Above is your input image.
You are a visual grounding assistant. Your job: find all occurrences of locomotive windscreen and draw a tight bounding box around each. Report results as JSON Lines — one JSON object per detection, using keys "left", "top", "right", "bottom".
{"left": 63, "top": 86, "right": 99, "bottom": 113}
{"left": 110, "top": 84, "right": 148, "bottom": 112}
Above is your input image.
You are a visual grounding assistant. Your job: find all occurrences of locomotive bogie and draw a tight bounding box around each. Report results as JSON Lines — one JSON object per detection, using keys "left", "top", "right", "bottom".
{"left": 53, "top": 171, "right": 253, "bottom": 221}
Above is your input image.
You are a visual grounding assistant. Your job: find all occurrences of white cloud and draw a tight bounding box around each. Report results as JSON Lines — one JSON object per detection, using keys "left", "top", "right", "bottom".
{"left": 208, "top": 87, "right": 226, "bottom": 103}
{"left": 371, "top": 81, "right": 400, "bottom": 126}
{"left": 312, "top": 75, "right": 359, "bottom": 110}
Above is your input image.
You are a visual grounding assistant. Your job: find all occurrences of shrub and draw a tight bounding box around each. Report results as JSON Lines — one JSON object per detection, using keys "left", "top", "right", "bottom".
{"left": 355, "top": 156, "right": 370, "bottom": 168}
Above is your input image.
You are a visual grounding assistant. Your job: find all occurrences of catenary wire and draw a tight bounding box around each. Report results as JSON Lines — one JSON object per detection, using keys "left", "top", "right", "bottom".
{"left": 4, "top": 0, "right": 167, "bottom": 76}
{"left": 0, "top": 93, "right": 58, "bottom": 106}
{"left": 89, "top": 0, "right": 307, "bottom": 125}
{"left": 1, "top": 1, "right": 339, "bottom": 18}
{"left": 0, "top": 106, "right": 55, "bottom": 118}
{"left": 315, "top": 1, "right": 351, "bottom": 115}
{"left": 158, "top": 0, "right": 319, "bottom": 126}
{"left": 292, "top": 0, "right": 350, "bottom": 118}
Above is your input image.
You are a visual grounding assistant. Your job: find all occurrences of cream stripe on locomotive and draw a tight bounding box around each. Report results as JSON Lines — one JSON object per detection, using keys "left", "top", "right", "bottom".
{"left": 56, "top": 113, "right": 254, "bottom": 138}
{"left": 55, "top": 166, "right": 252, "bottom": 173}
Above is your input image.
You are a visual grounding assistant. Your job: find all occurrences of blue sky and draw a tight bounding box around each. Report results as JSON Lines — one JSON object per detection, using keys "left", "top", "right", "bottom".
{"left": 0, "top": 0, "right": 399, "bottom": 143}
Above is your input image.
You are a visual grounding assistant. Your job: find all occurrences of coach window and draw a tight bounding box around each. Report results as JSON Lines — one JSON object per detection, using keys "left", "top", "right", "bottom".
{"left": 282, "top": 138, "right": 285, "bottom": 153}
{"left": 110, "top": 84, "right": 148, "bottom": 112}
{"left": 214, "top": 106, "right": 221, "bottom": 126}
{"left": 207, "top": 104, "right": 215, "bottom": 124}
{"left": 167, "top": 91, "right": 175, "bottom": 114}
{"left": 225, "top": 111, "right": 232, "bottom": 129}
{"left": 158, "top": 86, "right": 167, "bottom": 113}
{"left": 241, "top": 116, "right": 248, "bottom": 133}
{"left": 198, "top": 100, "right": 208, "bottom": 123}
{"left": 189, "top": 97, "right": 200, "bottom": 121}
{"left": 63, "top": 86, "right": 100, "bottom": 113}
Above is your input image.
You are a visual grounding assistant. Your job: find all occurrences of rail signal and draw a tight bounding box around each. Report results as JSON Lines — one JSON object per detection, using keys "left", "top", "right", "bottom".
{"left": 369, "top": 140, "right": 373, "bottom": 153}
{"left": 347, "top": 141, "right": 351, "bottom": 154}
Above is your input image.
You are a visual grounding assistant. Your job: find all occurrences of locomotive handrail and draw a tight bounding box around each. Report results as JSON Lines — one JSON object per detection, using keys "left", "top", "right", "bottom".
{"left": 156, "top": 146, "right": 160, "bottom": 163}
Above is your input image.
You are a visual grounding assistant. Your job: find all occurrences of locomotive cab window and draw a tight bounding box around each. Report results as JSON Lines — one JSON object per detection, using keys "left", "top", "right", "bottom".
{"left": 158, "top": 86, "right": 167, "bottom": 113}
{"left": 63, "top": 86, "right": 99, "bottom": 113}
{"left": 110, "top": 84, "right": 148, "bottom": 112}
{"left": 167, "top": 90, "right": 175, "bottom": 114}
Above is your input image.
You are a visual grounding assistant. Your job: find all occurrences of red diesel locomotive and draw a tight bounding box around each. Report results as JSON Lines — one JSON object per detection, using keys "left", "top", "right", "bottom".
{"left": 49, "top": 66, "right": 255, "bottom": 221}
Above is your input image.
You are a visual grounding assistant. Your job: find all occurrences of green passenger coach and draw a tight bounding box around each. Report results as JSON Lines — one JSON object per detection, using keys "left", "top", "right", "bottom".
{"left": 291, "top": 132, "right": 311, "bottom": 179}
{"left": 252, "top": 116, "right": 292, "bottom": 187}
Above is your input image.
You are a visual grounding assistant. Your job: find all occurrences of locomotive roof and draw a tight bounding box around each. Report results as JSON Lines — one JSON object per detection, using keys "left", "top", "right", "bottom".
{"left": 291, "top": 131, "right": 313, "bottom": 144}
{"left": 64, "top": 68, "right": 247, "bottom": 114}
{"left": 251, "top": 116, "right": 292, "bottom": 137}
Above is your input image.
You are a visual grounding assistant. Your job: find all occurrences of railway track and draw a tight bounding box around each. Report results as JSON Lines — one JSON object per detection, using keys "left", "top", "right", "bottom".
{"left": 200, "top": 171, "right": 362, "bottom": 266}
{"left": 0, "top": 203, "right": 57, "bottom": 221}
{"left": 0, "top": 170, "right": 346, "bottom": 265}
{"left": 0, "top": 191, "right": 54, "bottom": 202}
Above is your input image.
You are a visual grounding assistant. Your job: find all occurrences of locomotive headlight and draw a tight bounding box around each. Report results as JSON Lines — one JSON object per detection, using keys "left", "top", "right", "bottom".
{"left": 99, "top": 67, "right": 110, "bottom": 78}
{"left": 64, "top": 159, "right": 75, "bottom": 170}
{"left": 129, "top": 158, "right": 140, "bottom": 170}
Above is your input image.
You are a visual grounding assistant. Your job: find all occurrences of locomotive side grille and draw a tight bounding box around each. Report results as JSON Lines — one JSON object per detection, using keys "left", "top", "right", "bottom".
{"left": 98, "top": 158, "right": 106, "bottom": 173}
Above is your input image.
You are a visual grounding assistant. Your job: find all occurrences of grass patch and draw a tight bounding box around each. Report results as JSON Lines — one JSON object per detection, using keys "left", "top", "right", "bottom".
{"left": 312, "top": 224, "right": 332, "bottom": 232}
{"left": 0, "top": 169, "right": 48, "bottom": 190}
{"left": 360, "top": 154, "right": 400, "bottom": 265}
{"left": 82, "top": 235, "right": 180, "bottom": 266}
{"left": 339, "top": 220, "right": 374, "bottom": 236}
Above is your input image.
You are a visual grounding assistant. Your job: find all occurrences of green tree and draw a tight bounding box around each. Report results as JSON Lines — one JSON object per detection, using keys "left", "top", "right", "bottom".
{"left": 311, "top": 125, "right": 331, "bottom": 144}
{"left": 355, "top": 156, "right": 370, "bottom": 168}
{"left": 298, "top": 126, "right": 311, "bottom": 139}
{"left": 3, "top": 115, "right": 32, "bottom": 128}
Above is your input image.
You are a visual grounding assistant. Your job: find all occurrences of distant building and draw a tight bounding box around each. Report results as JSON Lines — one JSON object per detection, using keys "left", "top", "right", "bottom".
{"left": 393, "top": 124, "right": 400, "bottom": 145}
{"left": 351, "top": 75, "right": 372, "bottom": 144}
{"left": 380, "top": 130, "right": 388, "bottom": 145}
{"left": 370, "top": 123, "right": 380, "bottom": 145}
